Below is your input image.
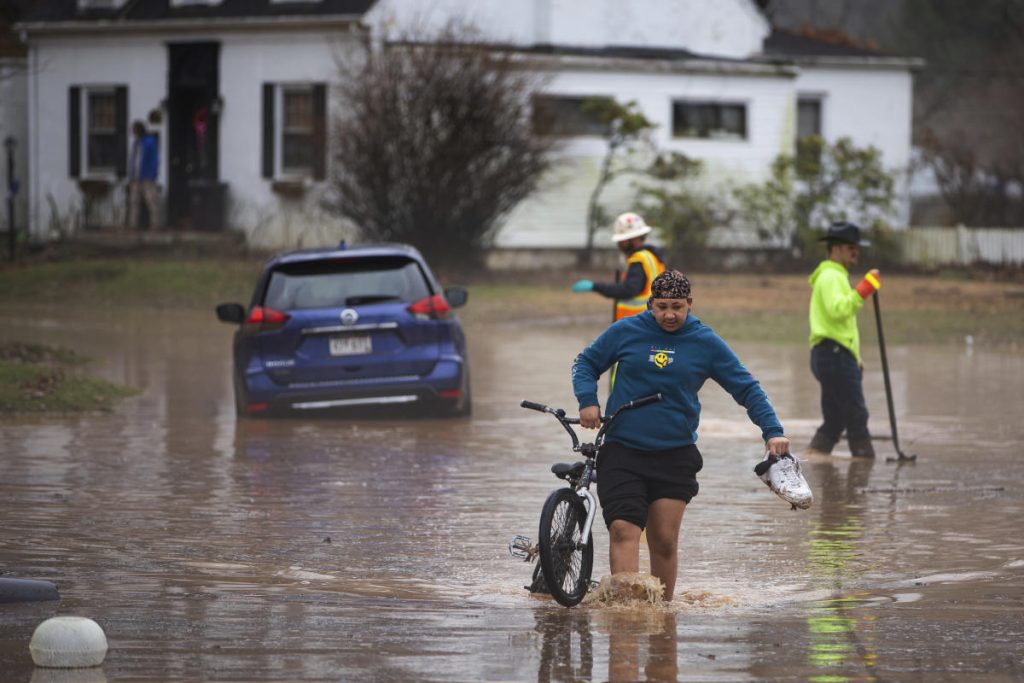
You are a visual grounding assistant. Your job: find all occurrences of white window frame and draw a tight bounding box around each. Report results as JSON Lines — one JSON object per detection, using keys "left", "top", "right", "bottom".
{"left": 275, "top": 83, "right": 317, "bottom": 179}
{"left": 797, "top": 94, "right": 826, "bottom": 140}
{"left": 532, "top": 95, "right": 612, "bottom": 138}
{"left": 82, "top": 86, "right": 119, "bottom": 178}
{"left": 671, "top": 100, "right": 749, "bottom": 141}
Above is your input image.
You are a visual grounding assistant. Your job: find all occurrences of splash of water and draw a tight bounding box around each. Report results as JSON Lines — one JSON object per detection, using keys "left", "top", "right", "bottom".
{"left": 583, "top": 572, "right": 664, "bottom": 607}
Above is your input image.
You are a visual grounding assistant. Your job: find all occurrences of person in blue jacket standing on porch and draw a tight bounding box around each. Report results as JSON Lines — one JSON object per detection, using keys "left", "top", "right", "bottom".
{"left": 572, "top": 270, "right": 790, "bottom": 601}
{"left": 129, "top": 120, "right": 161, "bottom": 231}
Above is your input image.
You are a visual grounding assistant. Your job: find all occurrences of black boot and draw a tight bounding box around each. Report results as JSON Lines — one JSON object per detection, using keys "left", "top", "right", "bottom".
{"left": 806, "top": 429, "right": 835, "bottom": 455}
{"left": 849, "top": 437, "right": 876, "bottom": 458}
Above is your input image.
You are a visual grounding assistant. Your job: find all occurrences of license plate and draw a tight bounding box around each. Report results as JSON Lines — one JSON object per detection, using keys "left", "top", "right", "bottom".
{"left": 329, "top": 335, "right": 372, "bottom": 356}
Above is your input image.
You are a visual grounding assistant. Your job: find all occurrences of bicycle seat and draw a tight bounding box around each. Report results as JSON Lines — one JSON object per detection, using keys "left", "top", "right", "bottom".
{"left": 552, "top": 462, "right": 585, "bottom": 480}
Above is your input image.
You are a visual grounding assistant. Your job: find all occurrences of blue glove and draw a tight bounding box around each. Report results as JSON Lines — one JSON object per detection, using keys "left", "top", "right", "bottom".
{"left": 571, "top": 279, "right": 594, "bottom": 293}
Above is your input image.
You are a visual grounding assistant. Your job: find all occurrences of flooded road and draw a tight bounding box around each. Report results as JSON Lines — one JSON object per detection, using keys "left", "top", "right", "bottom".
{"left": 1, "top": 304, "right": 1022, "bottom": 681}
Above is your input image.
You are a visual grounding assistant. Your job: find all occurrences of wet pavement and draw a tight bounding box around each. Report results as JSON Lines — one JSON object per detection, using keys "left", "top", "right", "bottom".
{"left": 1, "top": 304, "right": 1022, "bottom": 681}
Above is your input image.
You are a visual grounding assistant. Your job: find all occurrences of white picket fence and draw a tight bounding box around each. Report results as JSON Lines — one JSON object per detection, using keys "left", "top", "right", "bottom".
{"left": 487, "top": 225, "right": 1024, "bottom": 270}
{"left": 705, "top": 225, "right": 1024, "bottom": 267}
{"left": 897, "top": 226, "right": 1024, "bottom": 267}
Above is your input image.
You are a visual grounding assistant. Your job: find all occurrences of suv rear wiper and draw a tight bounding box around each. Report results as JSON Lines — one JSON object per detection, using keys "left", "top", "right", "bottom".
{"left": 345, "top": 295, "right": 401, "bottom": 306}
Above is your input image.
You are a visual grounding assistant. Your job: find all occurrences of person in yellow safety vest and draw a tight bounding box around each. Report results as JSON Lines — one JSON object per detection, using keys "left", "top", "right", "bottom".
{"left": 571, "top": 212, "right": 667, "bottom": 320}
{"left": 807, "top": 221, "right": 881, "bottom": 458}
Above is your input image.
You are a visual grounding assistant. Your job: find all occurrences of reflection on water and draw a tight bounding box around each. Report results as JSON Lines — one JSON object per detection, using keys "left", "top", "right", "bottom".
{"left": 1, "top": 306, "right": 1023, "bottom": 680}
{"left": 806, "top": 595, "right": 879, "bottom": 683}
{"left": 802, "top": 458, "right": 877, "bottom": 683}
{"left": 534, "top": 608, "right": 593, "bottom": 682}
{"left": 534, "top": 604, "right": 681, "bottom": 683}
{"left": 600, "top": 610, "right": 679, "bottom": 683}
{"left": 29, "top": 669, "right": 108, "bottom": 683}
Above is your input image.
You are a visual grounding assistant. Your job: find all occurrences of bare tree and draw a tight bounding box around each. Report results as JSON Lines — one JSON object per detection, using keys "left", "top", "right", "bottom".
{"left": 327, "top": 25, "right": 551, "bottom": 271}
{"left": 895, "top": 0, "right": 1024, "bottom": 225}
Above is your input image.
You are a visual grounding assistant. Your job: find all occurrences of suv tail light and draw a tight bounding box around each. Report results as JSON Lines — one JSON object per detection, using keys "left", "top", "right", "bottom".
{"left": 243, "top": 306, "right": 291, "bottom": 335}
{"left": 407, "top": 294, "right": 451, "bottom": 321}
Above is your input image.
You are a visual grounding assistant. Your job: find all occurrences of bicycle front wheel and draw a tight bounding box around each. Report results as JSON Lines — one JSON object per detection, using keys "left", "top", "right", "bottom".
{"left": 538, "top": 488, "right": 594, "bottom": 607}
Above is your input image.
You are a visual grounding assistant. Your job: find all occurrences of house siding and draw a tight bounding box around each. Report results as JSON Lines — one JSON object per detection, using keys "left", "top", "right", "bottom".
{"left": 217, "top": 31, "right": 363, "bottom": 249}
{"left": 25, "top": 29, "right": 363, "bottom": 245}
{"left": 793, "top": 65, "right": 915, "bottom": 224}
{"left": 28, "top": 37, "right": 160, "bottom": 235}
{"left": 495, "top": 64, "right": 797, "bottom": 248}
{"left": 366, "top": 0, "right": 769, "bottom": 59}
{"left": 17, "top": 1, "right": 919, "bottom": 254}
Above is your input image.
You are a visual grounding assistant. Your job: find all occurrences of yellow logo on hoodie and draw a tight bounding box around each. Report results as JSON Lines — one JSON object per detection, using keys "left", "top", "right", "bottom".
{"left": 649, "top": 348, "right": 674, "bottom": 369}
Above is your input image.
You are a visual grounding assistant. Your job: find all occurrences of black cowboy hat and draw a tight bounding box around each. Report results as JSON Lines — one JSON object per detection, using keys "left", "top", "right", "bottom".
{"left": 818, "top": 221, "right": 870, "bottom": 246}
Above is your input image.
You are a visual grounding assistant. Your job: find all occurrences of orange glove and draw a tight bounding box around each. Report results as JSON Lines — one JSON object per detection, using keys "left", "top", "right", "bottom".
{"left": 855, "top": 269, "right": 881, "bottom": 299}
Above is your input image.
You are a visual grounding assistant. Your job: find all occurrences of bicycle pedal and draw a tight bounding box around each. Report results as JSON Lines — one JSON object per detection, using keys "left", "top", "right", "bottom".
{"left": 508, "top": 535, "right": 538, "bottom": 561}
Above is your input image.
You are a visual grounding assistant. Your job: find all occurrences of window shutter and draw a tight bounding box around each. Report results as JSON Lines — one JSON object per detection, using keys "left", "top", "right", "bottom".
{"left": 115, "top": 86, "right": 128, "bottom": 178}
{"left": 312, "top": 83, "right": 326, "bottom": 180}
{"left": 69, "top": 86, "right": 81, "bottom": 178}
{"left": 262, "top": 83, "right": 274, "bottom": 179}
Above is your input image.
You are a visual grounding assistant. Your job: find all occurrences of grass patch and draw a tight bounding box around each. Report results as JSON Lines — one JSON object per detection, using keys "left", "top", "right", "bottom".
{"left": 0, "top": 342, "right": 138, "bottom": 414}
{"left": 0, "top": 258, "right": 260, "bottom": 309}
{"left": 2, "top": 255, "right": 1022, "bottom": 345}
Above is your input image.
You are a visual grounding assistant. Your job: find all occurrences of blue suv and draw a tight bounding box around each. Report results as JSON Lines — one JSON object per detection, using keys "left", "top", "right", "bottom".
{"left": 216, "top": 243, "right": 470, "bottom": 417}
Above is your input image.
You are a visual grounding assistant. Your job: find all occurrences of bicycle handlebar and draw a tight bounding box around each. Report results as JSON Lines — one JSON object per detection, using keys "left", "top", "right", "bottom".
{"left": 615, "top": 393, "right": 662, "bottom": 412}
{"left": 519, "top": 393, "right": 663, "bottom": 450}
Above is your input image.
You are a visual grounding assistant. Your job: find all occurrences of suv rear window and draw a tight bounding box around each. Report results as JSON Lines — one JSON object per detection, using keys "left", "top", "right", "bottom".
{"left": 263, "top": 256, "right": 432, "bottom": 310}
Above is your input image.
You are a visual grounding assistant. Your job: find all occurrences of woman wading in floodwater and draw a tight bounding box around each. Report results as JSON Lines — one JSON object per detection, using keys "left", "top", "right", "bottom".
{"left": 571, "top": 270, "right": 790, "bottom": 601}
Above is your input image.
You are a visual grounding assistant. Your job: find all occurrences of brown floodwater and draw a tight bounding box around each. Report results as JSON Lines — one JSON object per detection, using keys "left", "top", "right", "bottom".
{"left": 1, "top": 304, "right": 1022, "bottom": 682}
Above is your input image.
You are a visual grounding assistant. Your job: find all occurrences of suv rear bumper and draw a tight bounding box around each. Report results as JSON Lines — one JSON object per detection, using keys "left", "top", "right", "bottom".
{"left": 243, "top": 359, "right": 465, "bottom": 414}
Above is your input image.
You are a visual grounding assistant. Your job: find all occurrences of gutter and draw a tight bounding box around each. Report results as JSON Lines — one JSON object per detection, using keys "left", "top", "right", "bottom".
{"left": 16, "top": 14, "right": 368, "bottom": 38}
{"left": 506, "top": 51, "right": 800, "bottom": 79}
{"left": 757, "top": 54, "right": 926, "bottom": 72}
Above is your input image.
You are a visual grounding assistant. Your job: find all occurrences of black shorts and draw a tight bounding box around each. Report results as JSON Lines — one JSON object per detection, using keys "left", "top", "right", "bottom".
{"left": 596, "top": 440, "right": 703, "bottom": 530}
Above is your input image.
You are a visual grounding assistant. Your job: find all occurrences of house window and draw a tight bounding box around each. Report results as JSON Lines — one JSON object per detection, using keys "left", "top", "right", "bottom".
{"left": 796, "top": 96, "right": 824, "bottom": 166}
{"left": 282, "top": 87, "right": 316, "bottom": 173}
{"left": 262, "top": 82, "right": 327, "bottom": 181}
{"left": 532, "top": 96, "right": 612, "bottom": 137}
{"left": 671, "top": 101, "right": 747, "bottom": 140}
{"left": 68, "top": 85, "right": 127, "bottom": 178}
{"left": 87, "top": 90, "right": 118, "bottom": 173}
{"left": 797, "top": 97, "right": 822, "bottom": 139}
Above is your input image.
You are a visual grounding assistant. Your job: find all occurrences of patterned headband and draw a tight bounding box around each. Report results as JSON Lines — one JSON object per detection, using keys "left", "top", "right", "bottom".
{"left": 649, "top": 270, "right": 691, "bottom": 300}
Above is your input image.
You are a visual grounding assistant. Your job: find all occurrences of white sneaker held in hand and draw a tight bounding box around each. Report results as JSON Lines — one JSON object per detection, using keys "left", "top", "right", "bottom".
{"left": 754, "top": 453, "right": 813, "bottom": 510}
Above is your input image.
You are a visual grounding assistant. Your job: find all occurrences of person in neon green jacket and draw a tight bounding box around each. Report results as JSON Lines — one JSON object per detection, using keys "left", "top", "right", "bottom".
{"left": 807, "top": 222, "right": 881, "bottom": 458}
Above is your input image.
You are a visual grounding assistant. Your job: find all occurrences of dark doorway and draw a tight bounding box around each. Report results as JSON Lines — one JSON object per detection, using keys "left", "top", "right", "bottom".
{"left": 167, "top": 42, "right": 224, "bottom": 230}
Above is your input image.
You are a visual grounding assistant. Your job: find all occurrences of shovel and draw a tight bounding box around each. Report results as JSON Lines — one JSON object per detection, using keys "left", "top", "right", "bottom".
{"left": 872, "top": 290, "right": 917, "bottom": 463}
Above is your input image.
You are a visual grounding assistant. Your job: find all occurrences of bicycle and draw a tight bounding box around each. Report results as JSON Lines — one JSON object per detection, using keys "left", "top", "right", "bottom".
{"left": 509, "top": 393, "right": 663, "bottom": 607}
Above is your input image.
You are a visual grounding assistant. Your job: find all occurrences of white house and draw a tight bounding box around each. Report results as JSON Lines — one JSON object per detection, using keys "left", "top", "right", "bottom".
{"left": 760, "top": 29, "right": 920, "bottom": 224}
{"left": 367, "top": 0, "right": 921, "bottom": 258}
{"left": 18, "top": 0, "right": 372, "bottom": 248}
{"left": 16, "top": 0, "right": 920, "bottom": 258}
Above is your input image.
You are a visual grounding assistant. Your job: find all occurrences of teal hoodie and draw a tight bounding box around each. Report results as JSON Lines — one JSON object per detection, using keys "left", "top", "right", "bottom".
{"left": 808, "top": 259, "right": 865, "bottom": 361}
{"left": 572, "top": 311, "right": 784, "bottom": 451}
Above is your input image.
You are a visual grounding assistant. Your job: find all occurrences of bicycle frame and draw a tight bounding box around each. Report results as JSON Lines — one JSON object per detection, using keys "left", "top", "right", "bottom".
{"left": 510, "top": 394, "right": 662, "bottom": 563}
{"left": 576, "top": 487, "right": 598, "bottom": 551}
